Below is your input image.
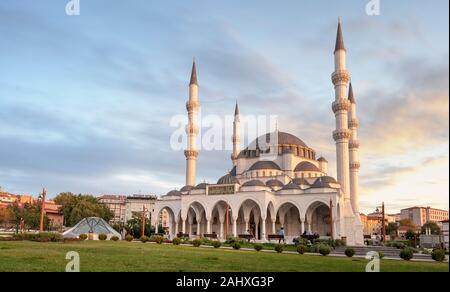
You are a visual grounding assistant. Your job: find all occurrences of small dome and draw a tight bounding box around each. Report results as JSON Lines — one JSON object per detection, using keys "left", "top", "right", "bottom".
{"left": 317, "top": 157, "right": 328, "bottom": 163}
{"left": 294, "top": 161, "right": 321, "bottom": 172}
{"left": 249, "top": 161, "right": 281, "bottom": 171}
{"left": 163, "top": 190, "right": 182, "bottom": 197}
{"left": 217, "top": 173, "right": 240, "bottom": 185}
{"left": 180, "top": 185, "right": 194, "bottom": 192}
{"left": 311, "top": 176, "right": 338, "bottom": 188}
{"left": 242, "top": 180, "right": 266, "bottom": 187}
{"left": 292, "top": 178, "right": 310, "bottom": 186}
{"left": 194, "top": 183, "right": 208, "bottom": 190}
{"left": 281, "top": 181, "right": 301, "bottom": 191}
{"left": 266, "top": 179, "right": 284, "bottom": 188}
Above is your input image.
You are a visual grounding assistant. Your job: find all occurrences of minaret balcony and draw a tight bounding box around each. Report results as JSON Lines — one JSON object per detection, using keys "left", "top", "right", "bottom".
{"left": 332, "top": 100, "right": 351, "bottom": 114}
{"left": 350, "top": 162, "right": 361, "bottom": 170}
{"left": 333, "top": 129, "right": 352, "bottom": 141}
{"left": 349, "top": 140, "right": 360, "bottom": 149}
{"left": 184, "top": 150, "right": 199, "bottom": 159}
{"left": 348, "top": 119, "right": 360, "bottom": 129}
{"left": 331, "top": 70, "right": 350, "bottom": 85}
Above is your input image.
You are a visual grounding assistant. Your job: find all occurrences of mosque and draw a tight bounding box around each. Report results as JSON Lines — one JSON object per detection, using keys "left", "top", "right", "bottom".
{"left": 152, "top": 19, "right": 364, "bottom": 246}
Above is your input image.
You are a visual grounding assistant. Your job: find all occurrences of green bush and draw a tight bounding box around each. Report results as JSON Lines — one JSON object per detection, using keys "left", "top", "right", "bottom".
{"left": 212, "top": 241, "right": 222, "bottom": 248}
{"left": 297, "top": 245, "right": 307, "bottom": 255}
{"left": 110, "top": 236, "right": 119, "bottom": 241}
{"left": 254, "top": 244, "right": 263, "bottom": 251}
{"left": 378, "top": 251, "right": 385, "bottom": 259}
{"left": 79, "top": 234, "right": 88, "bottom": 241}
{"left": 98, "top": 234, "right": 107, "bottom": 241}
{"left": 192, "top": 239, "right": 202, "bottom": 247}
{"left": 345, "top": 248, "right": 355, "bottom": 258}
{"left": 274, "top": 244, "right": 284, "bottom": 253}
{"left": 125, "top": 235, "right": 134, "bottom": 242}
{"left": 231, "top": 242, "right": 241, "bottom": 250}
{"left": 432, "top": 249, "right": 446, "bottom": 262}
{"left": 15, "top": 232, "right": 64, "bottom": 242}
{"left": 140, "top": 235, "right": 149, "bottom": 243}
{"left": 400, "top": 247, "right": 414, "bottom": 261}
{"left": 150, "top": 235, "right": 164, "bottom": 244}
{"left": 225, "top": 236, "right": 243, "bottom": 245}
{"left": 319, "top": 244, "right": 331, "bottom": 256}
{"left": 172, "top": 238, "right": 182, "bottom": 245}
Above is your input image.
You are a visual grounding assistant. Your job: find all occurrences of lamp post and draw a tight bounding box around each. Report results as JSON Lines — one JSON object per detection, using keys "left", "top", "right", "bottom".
{"left": 376, "top": 202, "right": 386, "bottom": 243}
{"left": 39, "top": 188, "right": 47, "bottom": 233}
{"left": 141, "top": 205, "right": 148, "bottom": 238}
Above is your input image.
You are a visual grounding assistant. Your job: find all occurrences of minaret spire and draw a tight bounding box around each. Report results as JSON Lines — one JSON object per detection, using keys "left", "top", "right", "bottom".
{"left": 335, "top": 17, "right": 346, "bottom": 53}
{"left": 348, "top": 82, "right": 356, "bottom": 104}
{"left": 185, "top": 59, "right": 200, "bottom": 186}
{"left": 190, "top": 58, "right": 198, "bottom": 86}
{"left": 232, "top": 101, "right": 241, "bottom": 166}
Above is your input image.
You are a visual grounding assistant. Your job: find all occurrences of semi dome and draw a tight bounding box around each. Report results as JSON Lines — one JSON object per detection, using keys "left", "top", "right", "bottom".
{"left": 217, "top": 173, "right": 240, "bottom": 185}
{"left": 311, "top": 176, "right": 338, "bottom": 188}
{"left": 317, "top": 157, "right": 328, "bottom": 163}
{"left": 248, "top": 161, "right": 281, "bottom": 171}
{"left": 292, "top": 178, "right": 310, "bottom": 186}
{"left": 294, "top": 161, "right": 321, "bottom": 172}
{"left": 281, "top": 181, "right": 301, "bottom": 191}
{"left": 180, "top": 185, "right": 194, "bottom": 192}
{"left": 266, "top": 179, "right": 284, "bottom": 188}
{"left": 242, "top": 180, "right": 266, "bottom": 187}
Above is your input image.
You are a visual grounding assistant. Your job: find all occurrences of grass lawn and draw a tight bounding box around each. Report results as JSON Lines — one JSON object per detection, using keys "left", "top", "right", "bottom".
{"left": 0, "top": 241, "right": 448, "bottom": 272}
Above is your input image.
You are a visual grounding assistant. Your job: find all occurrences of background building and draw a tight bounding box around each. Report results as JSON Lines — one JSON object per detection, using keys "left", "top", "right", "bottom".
{"left": 98, "top": 195, "right": 127, "bottom": 224}
{"left": 400, "top": 207, "right": 449, "bottom": 227}
{"left": 125, "top": 195, "right": 157, "bottom": 223}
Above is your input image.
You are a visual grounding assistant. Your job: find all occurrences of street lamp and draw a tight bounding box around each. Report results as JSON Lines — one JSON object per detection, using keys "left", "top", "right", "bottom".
{"left": 375, "top": 202, "right": 386, "bottom": 244}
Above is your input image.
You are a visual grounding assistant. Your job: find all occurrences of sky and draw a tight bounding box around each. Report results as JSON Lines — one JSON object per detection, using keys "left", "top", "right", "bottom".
{"left": 0, "top": 0, "right": 448, "bottom": 214}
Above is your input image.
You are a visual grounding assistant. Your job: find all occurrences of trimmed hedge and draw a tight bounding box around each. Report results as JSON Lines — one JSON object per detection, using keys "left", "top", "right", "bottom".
{"left": 98, "top": 234, "right": 107, "bottom": 241}
{"left": 125, "top": 235, "right": 134, "bottom": 242}
{"left": 432, "top": 249, "right": 446, "bottom": 262}
{"left": 254, "top": 244, "right": 263, "bottom": 252}
{"left": 140, "top": 235, "right": 149, "bottom": 243}
{"left": 212, "top": 241, "right": 222, "bottom": 249}
{"left": 400, "top": 247, "right": 414, "bottom": 261}
{"left": 79, "top": 234, "right": 88, "bottom": 241}
{"left": 231, "top": 242, "right": 241, "bottom": 250}
{"left": 172, "top": 238, "right": 182, "bottom": 245}
{"left": 110, "top": 236, "right": 119, "bottom": 241}
{"left": 274, "top": 244, "right": 284, "bottom": 253}
{"left": 192, "top": 239, "right": 202, "bottom": 247}
{"left": 319, "top": 244, "right": 331, "bottom": 256}
{"left": 297, "top": 245, "right": 307, "bottom": 255}
{"left": 345, "top": 248, "right": 355, "bottom": 258}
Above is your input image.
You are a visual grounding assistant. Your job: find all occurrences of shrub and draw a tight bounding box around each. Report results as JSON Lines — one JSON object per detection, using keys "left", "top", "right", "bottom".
{"left": 231, "top": 242, "right": 241, "bottom": 250}
{"left": 274, "top": 244, "right": 284, "bottom": 253}
{"left": 150, "top": 235, "right": 164, "bottom": 244}
{"left": 254, "top": 244, "right": 263, "bottom": 252}
{"left": 345, "top": 248, "right": 355, "bottom": 258}
{"left": 309, "top": 244, "right": 321, "bottom": 253}
{"left": 17, "top": 232, "right": 64, "bottom": 242}
{"left": 400, "top": 247, "right": 414, "bottom": 261}
{"left": 140, "top": 235, "right": 149, "bottom": 243}
{"left": 319, "top": 244, "right": 331, "bottom": 256}
{"left": 297, "top": 245, "right": 307, "bottom": 255}
{"left": 293, "top": 237, "right": 308, "bottom": 246}
{"left": 173, "top": 237, "right": 182, "bottom": 245}
{"left": 431, "top": 249, "right": 446, "bottom": 262}
{"left": 192, "top": 239, "right": 202, "bottom": 247}
{"left": 98, "top": 234, "right": 107, "bottom": 241}
{"left": 378, "top": 251, "right": 384, "bottom": 259}
{"left": 212, "top": 241, "right": 222, "bottom": 249}
{"left": 125, "top": 235, "right": 134, "bottom": 242}
{"left": 79, "top": 234, "right": 88, "bottom": 241}
{"left": 225, "top": 236, "right": 243, "bottom": 245}
{"left": 110, "top": 236, "right": 119, "bottom": 241}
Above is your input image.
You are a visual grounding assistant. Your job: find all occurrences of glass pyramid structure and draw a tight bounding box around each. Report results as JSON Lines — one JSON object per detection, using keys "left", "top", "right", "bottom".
{"left": 63, "top": 217, "right": 121, "bottom": 239}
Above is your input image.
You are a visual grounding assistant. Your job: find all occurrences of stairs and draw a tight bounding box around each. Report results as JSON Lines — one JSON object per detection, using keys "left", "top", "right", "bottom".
{"left": 332, "top": 246, "right": 433, "bottom": 260}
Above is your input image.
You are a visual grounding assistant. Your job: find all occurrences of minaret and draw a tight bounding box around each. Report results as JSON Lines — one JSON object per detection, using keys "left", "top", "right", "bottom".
{"left": 348, "top": 83, "right": 361, "bottom": 214}
{"left": 231, "top": 102, "right": 241, "bottom": 166}
{"left": 185, "top": 59, "right": 200, "bottom": 186}
{"left": 332, "top": 17, "right": 352, "bottom": 198}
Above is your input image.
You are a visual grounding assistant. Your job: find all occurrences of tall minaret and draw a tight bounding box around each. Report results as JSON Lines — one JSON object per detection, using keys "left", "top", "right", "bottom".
{"left": 231, "top": 102, "right": 241, "bottom": 166}
{"left": 332, "top": 18, "right": 352, "bottom": 201}
{"left": 348, "top": 83, "right": 360, "bottom": 214}
{"left": 185, "top": 59, "right": 200, "bottom": 186}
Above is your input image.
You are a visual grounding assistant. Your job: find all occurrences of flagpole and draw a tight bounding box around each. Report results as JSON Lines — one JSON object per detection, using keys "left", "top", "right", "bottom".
{"left": 39, "top": 188, "right": 47, "bottom": 232}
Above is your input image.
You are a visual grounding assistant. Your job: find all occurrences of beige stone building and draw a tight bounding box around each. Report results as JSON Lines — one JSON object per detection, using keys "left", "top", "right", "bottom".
{"left": 400, "top": 207, "right": 449, "bottom": 227}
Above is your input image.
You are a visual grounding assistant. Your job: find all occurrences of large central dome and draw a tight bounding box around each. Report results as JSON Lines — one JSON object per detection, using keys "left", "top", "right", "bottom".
{"left": 238, "top": 131, "right": 316, "bottom": 160}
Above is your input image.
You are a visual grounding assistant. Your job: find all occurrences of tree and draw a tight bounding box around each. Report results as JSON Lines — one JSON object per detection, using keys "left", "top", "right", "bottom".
{"left": 386, "top": 222, "right": 398, "bottom": 239}
{"left": 6, "top": 202, "right": 50, "bottom": 231}
{"left": 54, "top": 193, "right": 114, "bottom": 227}
{"left": 405, "top": 230, "right": 416, "bottom": 240}
{"left": 125, "top": 213, "right": 154, "bottom": 238}
{"left": 399, "top": 219, "right": 416, "bottom": 230}
{"left": 421, "top": 222, "right": 441, "bottom": 235}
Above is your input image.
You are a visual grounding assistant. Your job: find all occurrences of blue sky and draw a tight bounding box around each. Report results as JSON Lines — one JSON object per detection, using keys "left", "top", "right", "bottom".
{"left": 0, "top": 0, "right": 448, "bottom": 214}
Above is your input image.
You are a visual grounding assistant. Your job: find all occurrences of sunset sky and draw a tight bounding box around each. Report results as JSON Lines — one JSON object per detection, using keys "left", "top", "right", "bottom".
{"left": 0, "top": 0, "right": 448, "bottom": 214}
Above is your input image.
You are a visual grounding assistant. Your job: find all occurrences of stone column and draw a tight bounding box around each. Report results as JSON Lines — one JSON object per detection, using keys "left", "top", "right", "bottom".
{"left": 206, "top": 220, "right": 211, "bottom": 235}
{"left": 233, "top": 219, "right": 238, "bottom": 237}
{"left": 261, "top": 220, "right": 267, "bottom": 241}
